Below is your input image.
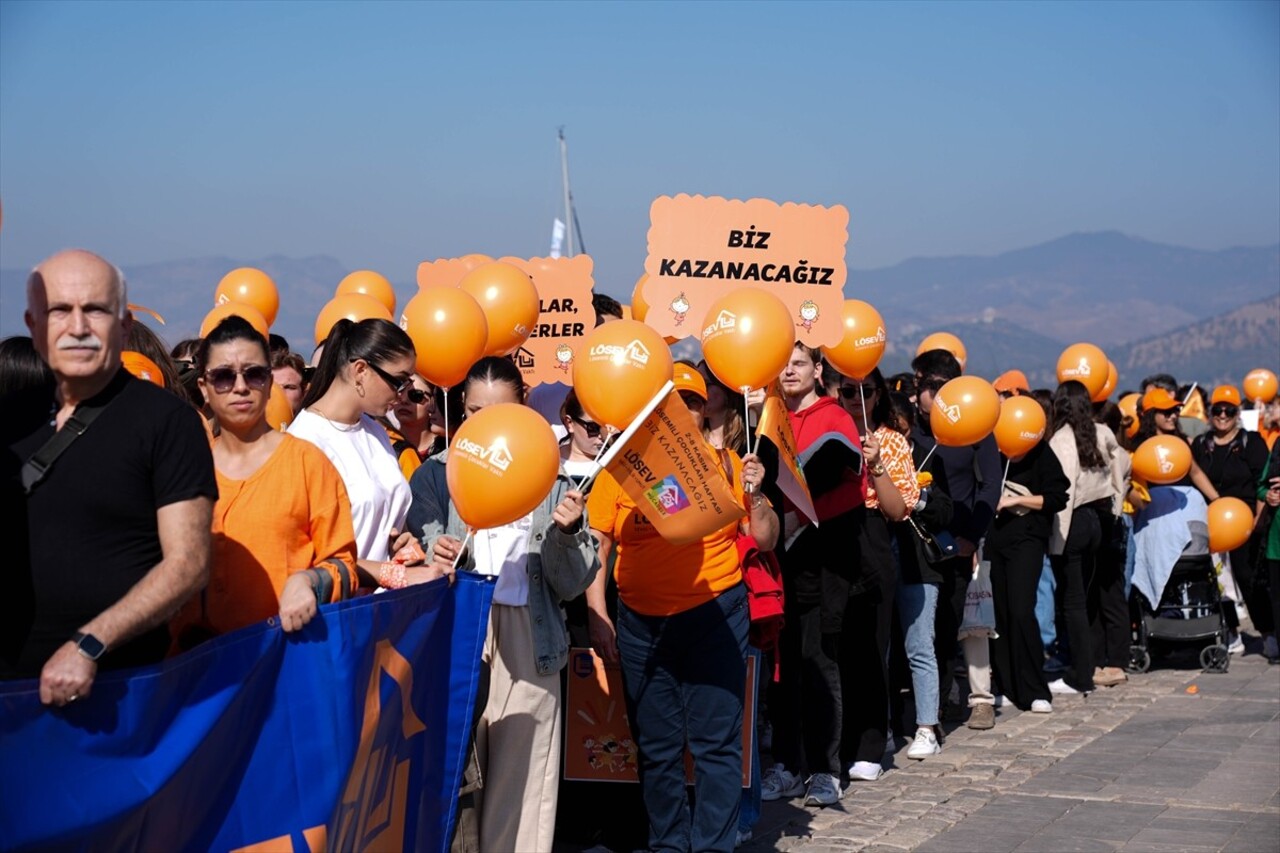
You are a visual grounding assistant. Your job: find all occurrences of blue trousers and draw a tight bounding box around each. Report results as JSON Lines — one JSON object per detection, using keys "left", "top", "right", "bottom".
{"left": 617, "top": 584, "right": 749, "bottom": 853}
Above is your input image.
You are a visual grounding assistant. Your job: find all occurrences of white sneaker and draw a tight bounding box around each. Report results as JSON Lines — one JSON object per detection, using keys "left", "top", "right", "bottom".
{"left": 803, "top": 772, "right": 843, "bottom": 807}
{"left": 992, "top": 694, "right": 1006, "bottom": 708}
{"left": 734, "top": 828, "right": 752, "bottom": 848}
{"left": 760, "top": 763, "right": 804, "bottom": 801}
{"left": 1227, "top": 632, "right": 1244, "bottom": 655}
{"left": 848, "top": 760, "right": 883, "bottom": 781}
{"left": 906, "top": 727, "right": 941, "bottom": 759}
{"left": 1264, "top": 635, "right": 1279, "bottom": 661}
{"left": 1031, "top": 699, "right": 1053, "bottom": 714}
{"left": 1048, "top": 678, "right": 1079, "bottom": 695}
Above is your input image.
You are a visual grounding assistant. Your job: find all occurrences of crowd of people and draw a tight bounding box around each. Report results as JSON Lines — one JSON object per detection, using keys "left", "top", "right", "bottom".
{"left": 4, "top": 248, "right": 1279, "bottom": 853}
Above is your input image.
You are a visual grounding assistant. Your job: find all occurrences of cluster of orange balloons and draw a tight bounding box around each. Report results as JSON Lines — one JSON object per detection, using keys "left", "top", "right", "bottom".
{"left": 446, "top": 403, "right": 560, "bottom": 530}
{"left": 701, "top": 287, "right": 795, "bottom": 392}
{"left": 930, "top": 376, "right": 1001, "bottom": 447}
{"left": 823, "top": 300, "right": 886, "bottom": 381}
{"left": 202, "top": 268, "right": 278, "bottom": 339}
{"left": 458, "top": 262, "right": 540, "bottom": 357}
{"left": 573, "top": 319, "right": 674, "bottom": 431}
{"left": 314, "top": 271, "right": 397, "bottom": 344}
{"left": 400, "top": 286, "right": 488, "bottom": 389}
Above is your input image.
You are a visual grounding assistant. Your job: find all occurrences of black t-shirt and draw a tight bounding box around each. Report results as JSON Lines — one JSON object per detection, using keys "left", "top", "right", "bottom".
{"left": 2, "top": 369, "right": 217, "bottom": 676}
{"left": 1192, "top": 430, "right": 1270, "bottom": 504}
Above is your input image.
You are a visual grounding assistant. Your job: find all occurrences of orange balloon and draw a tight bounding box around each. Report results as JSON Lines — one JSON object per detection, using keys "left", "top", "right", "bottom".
{"left": 1057, "top": 343, "right": 1109, "bottom": 398}
{"left": 930, "top": 376, "right": 1001, "bottom": 447}
{"left": 458, "top": 253, "right": 494, "bottom": 273}
{"left": 336, "top": 270, "right": 397, "bottom": 316}
{"left": 994, "top": 395, "right": 1046, "bottom": 458}
{"left": 121, "top": 351, "right": 165, "bottom": 387}
{"left": 1118, "top": 392, "right": 1141, "bottom": 438}
{"left": 822, "top": 300, "right": 887, "bottom": 381}
{"left": 1131, "top": 435, "right": 1192, "bottom": 485}
{"left": 400, "top": 286, "right": 488, "bottom": 388}
{"left": 265, "top": 382, "right": 294, "bottom": 431}
{"left": 457, "top": 262, "right": 540, "bottom": 357}
{"left": 917, "top": 332, "right": 967, "bottom": 370}
{"left": 630, "top": 275, "right": 651, "bottom": 322}
{"left": 200, "top": 302, "right": 270, "bottom": 340}
{"left": 572, "top": 319, "right": 674, "bottom": 431}
{"left": 215, "top": 268, "right": 279, "bottom": 326}
{"left": 1243, "top": 368, "right": 1278, "bottom": 403}
{"left": 701, "top": 287, "right": 795, "bottom": 391}
{"left": 1207, "top": 497, "right": 1253, "bottom": 552}
{"left": 446, "top": 403, "right": 561, "bottom": 530}
{"left": 314, "top": 293, "right": 393, "bottom": 344}
{"left": 1092, "top": 361, "right": 1118, "bottom": 403}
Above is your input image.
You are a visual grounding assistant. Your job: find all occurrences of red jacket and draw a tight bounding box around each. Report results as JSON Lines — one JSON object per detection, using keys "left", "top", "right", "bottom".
{"left": 787, "top": 396, "right": 865, "bottom": 522}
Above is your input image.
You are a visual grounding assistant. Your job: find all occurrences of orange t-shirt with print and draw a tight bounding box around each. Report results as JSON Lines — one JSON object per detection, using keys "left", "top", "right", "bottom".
{"left": 587, "top": 448, "right": 745, "bottom": 617}
{"left": 172, "top": 434, "right": 357, "bottom": 642}
{"left": 865, "top": 426, "right": 921, "bottom": 512}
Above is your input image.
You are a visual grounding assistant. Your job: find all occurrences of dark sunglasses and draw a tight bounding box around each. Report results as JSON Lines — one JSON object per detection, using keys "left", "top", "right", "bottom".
{"left": 572, "top": 416, "right": 602, "bottom": 438}
{"left": 359, "top": 359, "right": 414, "bottom": 397}
{"left": 1210, "top": 404, "right": 1239, "bottom": 417}
{"left": 302, "top": 365, "right": 316, "bottom": 382}
{"left": 405, "top": 387, "right": 429, "bottom": 405}
{"left": 839, "top": 385, "right": 877, "bottom": 400}
{"left": 204, "top": 364, "right": 272, "bottom": 393}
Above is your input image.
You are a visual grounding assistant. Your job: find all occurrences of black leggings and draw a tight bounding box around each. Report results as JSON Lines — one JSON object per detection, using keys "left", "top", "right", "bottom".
{"left": 1051, "top": 504, "right": 1103, "bottom": 692}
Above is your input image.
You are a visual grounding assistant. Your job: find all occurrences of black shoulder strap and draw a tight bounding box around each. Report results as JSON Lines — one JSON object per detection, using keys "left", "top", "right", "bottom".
{"left": 22, "top": 404, "right": 111, "bottom": 495}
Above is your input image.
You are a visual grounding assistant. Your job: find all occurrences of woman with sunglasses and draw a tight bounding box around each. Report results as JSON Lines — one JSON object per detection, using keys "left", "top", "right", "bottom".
{"left": 170, "top": 317, "right": 358, "bottom": 648}
{"left": 288, "top": 318, "right": 418, "bottom": 587}
{"left": 1192, "top": 385, "right": 1273, "bottom": 657}
{"left": 384, "top": 374, "right": 444, "bottom": 480}
{"left": 406, "top": 356, "right": 598, "bottom": 853}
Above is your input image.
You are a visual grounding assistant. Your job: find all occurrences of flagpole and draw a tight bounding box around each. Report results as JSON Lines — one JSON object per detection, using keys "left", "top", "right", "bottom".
{"left": 559, "top": 127, "right": 574, "bottom": 258}
{"left": 577, "top": 380, "right": 676, "bottom": 494}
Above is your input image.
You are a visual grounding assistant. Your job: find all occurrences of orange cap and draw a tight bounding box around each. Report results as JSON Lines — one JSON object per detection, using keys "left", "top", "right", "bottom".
{"left": 1141, "top": 386, "right": 1181, "bottom": 412}
{"left": 993, "top": 369, "right": 1030, "bottom": 395}
{"left": 673, "top": 363, "right": 707, "bottom": 400}
{"left": 121, "top": 351, "right": 166, "bottom": 388}
{"left": 1210, "top": 385, "right": 1241, "bottom": 406}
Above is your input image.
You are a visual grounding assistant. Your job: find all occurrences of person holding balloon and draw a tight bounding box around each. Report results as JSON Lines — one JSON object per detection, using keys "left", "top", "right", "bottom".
{"left": 988, "top": 396, "right": 1070, "bottom": 713}
{"left": 1047, "top": 380, "right": 1129, "bottom": 693}
{"left": 406, "top": 356, "right": 599, "bottom": 853}
{"left": 287, "top": 318, "right": 418, "bottom": 585}
{"left": 1191, "top": 385, "right": 1274, "bottom": 659}
{"left": 170, "top": 317, "right": 358, "bottom": 649}
{"left": 382, "top": 374, "right": 443, "bottom": 480}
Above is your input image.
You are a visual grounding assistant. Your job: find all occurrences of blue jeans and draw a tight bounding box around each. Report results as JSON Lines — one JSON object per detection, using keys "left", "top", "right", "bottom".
{"left": 617, "top": 584, "right": 749, "bottom": 853}
{"left": 896, "top": 582, "right": 940, "bottom": 727}
{"left": 738, "top": 646, "right": 762, "bottom": 835}
{"left": 1036, "top": 556, "right": 1056, "bottom": 650}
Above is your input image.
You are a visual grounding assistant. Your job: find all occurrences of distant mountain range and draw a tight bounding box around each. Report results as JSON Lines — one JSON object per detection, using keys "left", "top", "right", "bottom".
{"left": 2, "top": 232, "right": 1276, "bottom": 387}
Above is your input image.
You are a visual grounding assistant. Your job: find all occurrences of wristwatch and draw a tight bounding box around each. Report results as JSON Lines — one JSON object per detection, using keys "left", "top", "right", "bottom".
{"left": 72, "top": 631, "right": 107, "bottom": 662}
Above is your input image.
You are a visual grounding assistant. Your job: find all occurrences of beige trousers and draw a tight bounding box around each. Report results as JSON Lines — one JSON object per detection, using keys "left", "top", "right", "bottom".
{"left": 474, "top": 604, "right": 562, "bottom": 853}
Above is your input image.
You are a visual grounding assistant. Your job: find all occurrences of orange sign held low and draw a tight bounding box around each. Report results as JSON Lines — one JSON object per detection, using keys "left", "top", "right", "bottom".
{"left": 643, "top": 194, "right": 848, "bottom": 347}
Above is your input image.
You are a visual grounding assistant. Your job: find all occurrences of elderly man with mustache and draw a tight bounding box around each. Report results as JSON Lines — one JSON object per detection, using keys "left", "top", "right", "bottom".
{"left": 2, "top": 250, "right": 216, "bottom": 706}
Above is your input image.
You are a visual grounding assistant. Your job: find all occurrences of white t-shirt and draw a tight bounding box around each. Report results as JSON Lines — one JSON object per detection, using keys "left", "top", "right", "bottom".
{"left": 288, "top": 409, "right": 411, "bottom": 561}
{"left": 471, "top": 512, "right": 534, "bottom": 606}
{"left": 562, "top": 457, "right": 596, "bottom": 488}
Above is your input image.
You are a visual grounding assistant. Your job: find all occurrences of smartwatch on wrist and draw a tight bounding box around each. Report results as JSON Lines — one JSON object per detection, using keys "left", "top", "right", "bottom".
{"left": 72, "top": 631, "right": 107, "bottom": 662}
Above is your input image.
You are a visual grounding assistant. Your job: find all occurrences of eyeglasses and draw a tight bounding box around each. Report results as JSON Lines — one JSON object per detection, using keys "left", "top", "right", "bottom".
{"left": 572, "top": 416, "right": 602, "bottom": 438}
{"left": 839, "top": 385, "right": 877, "bottom": 400}
{"left": 359, "top": 359, "right": 414, "bottom": 397}
{"left": 405, "top": 387, "right": 429, "bottom": 405}
{"left": 204, "top": 365, "right": 272, "bottom": 393}
{"left": 1210, "top": 404, "right": 1239, "bottom": 418}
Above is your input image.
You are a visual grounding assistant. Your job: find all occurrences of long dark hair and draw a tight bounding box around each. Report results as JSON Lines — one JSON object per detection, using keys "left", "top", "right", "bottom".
{"left": 127, "top": 320, "right": 186, "bottom": 400}
{"left": 1052, "top": 380, "right": 1105, "bottom": 469}
{"left": 300, "top": 318, "right": 414, "bottom": 409}
{"left": 0, "top": 335, "right": 55, "bottom": 438}
{"left": 460, "top": 356, "right": 526, "bottom": 411}
{"left": 697, "top": 359, "right": 747, "bottom": 455}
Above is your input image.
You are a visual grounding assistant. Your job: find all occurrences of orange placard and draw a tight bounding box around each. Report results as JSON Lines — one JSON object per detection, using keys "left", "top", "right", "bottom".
{"left": 416, "top": 255, "right": 596, "bottom": 388}
{"left": 643, "top": 194, "right": 848, "bottom": 347}
{"left": 562, "top": 647, "right": 755, "bottom": 786}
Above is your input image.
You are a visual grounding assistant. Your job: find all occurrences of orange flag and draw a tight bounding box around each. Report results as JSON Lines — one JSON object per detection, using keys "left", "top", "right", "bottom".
{"left": 601, "top": 388, "right": 745, "bottom": 545}
{"left": 755, "top": 381, "right": 818, "bottom": 526}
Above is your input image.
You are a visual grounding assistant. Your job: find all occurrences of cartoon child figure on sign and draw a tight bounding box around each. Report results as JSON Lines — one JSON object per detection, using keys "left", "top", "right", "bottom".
{"left": 670, "top": 292, "right": 691, "bottom": 326}
{"left": 797, "top": 300, "right": 820, "bottom": 332}
{"left": 555, "top": 343, "right": 574, "bottom": 373}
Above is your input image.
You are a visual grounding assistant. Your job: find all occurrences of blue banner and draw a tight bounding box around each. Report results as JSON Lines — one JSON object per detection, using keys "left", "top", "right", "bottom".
{"left": 0, "top": 574, "right": 494, "bottom": 853}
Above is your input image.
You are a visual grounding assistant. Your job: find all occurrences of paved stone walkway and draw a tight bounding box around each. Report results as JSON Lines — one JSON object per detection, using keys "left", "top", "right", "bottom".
{"left": 746, "top": 640, "right": 1279, "bottom": 853}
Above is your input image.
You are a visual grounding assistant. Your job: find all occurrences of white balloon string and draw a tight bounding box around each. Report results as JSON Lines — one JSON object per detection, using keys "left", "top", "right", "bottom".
{"left": 578, "top": 426, "right": 617, "bottom": 495}
{"left": 443, "top": 386, "right": 452, "bottom": 447}
{"left": 918, "top": 442, "right": 937, "bottom": 474}
{"left": 450, "top": 528, "right": 474, "bottom": 572}
{"left": 859, "top": 383, "right": 869, "bottom": 434}
{"left": 742, "top": 386, "right": 753, "bottom": 456}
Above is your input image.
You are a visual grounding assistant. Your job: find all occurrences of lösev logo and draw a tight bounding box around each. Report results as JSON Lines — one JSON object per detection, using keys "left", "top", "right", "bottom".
{"left": 455, "top": 436, "right": 513, "bottom": 472}
{"left": 1155, "top": 444, "right": 1175, "bottom": 474}
{"left": 934, "top": 391, "right": 962, "bottom": 425}
{"left": 854, "top": 326, "right": 886, "bottom": 348}
{"left": 702, "top": 309, "right": 737, "bottom": 340}
{"left": 1062, "top": 356, "right": 1092, "bottom": 378}
{"left": 589, "top": 339, "right": 652, "bottom": 367}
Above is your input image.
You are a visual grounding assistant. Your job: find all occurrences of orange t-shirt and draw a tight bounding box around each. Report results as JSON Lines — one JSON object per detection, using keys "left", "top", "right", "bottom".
{"left": 587, "top": 449, "right": 745, "bottom": 617}
{"left": 172, "top": 434, "right": 357, "bottom": 641}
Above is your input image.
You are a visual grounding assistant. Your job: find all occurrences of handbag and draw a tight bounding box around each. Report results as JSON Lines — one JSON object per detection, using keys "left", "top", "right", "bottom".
{"left": 904, "top": 514, "right": 959, "bottom": 564}
{"left": 1001, "top": 480, "right": 1033, "bottom": 516}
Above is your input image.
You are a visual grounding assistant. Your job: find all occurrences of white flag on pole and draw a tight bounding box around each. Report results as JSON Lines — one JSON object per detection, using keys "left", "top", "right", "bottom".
{"left": 550, "top": 218, "right": 566, "bottom": 259}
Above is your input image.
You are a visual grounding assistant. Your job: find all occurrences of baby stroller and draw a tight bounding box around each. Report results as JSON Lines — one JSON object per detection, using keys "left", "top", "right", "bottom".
{"left": 1129, "top": 553, "right": 1231, "bottom": 674}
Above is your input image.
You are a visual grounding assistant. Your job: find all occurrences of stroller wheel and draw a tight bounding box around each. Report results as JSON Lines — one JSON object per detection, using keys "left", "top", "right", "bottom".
{"left": 1200, "top": 644, "right": 1230, "bottom": 673}
{"left": 1128, "top": 645, "right": 1151, "bottom": 674}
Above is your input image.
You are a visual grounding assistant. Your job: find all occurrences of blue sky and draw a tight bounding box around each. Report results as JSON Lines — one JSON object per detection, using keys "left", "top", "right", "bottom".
{"left": 1, "top": 0, "right": 1277, "bottom": 301}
